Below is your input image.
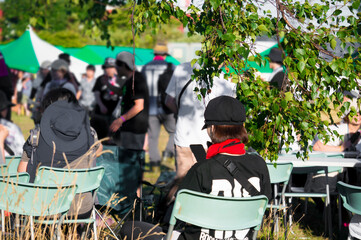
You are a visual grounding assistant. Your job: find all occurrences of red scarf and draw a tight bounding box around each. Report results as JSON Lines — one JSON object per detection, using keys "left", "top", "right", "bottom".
{"left": 206, "top": 139, "right": 246, "bottom": 159}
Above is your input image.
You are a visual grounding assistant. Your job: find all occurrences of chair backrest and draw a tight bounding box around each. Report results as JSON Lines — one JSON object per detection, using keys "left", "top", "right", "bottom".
{"left": 337, "top": 181, "right": 361, "bottom": 215}
{"left": 169, "top": 189, "right": 268, "bottom": 231}
{"left": 5, "top": 156, "right": 22, "bottom": 173}
{"left": 267, "top": 162, "right": 293, "bottom": 184}
{"left": 34, "top": 166, "right": 105, "bottom": 194}
{"left": 0, "top": 180, "right": 77, "bottom": 216}
{"left": 0, "top": 172, "right": 30, "bottom": 183}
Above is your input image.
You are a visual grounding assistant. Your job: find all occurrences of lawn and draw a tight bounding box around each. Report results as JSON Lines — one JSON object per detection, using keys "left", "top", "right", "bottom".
{"left": 10, "top": 112, "right": 346, "bottom": 239}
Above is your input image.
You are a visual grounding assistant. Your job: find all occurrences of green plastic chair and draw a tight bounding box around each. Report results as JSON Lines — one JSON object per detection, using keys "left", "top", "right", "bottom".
{"left": 0, "top": 179, "right": 77, "bottom": 240}
{"left": 34, "top": 166, "right": 105, "bottom": 240}
{"left": 0, "top": 172, "right": 30, "bottom": 231}
{"left": 4, "top": 156, "right": 21, "bottom": 173}
{"left": 337, "top": 181, "right": 361, "bottom": 239}
{"left": 266, "top": 162, "right": 293, "bottom": 237}
{"left": 337, "top": 181, "right": 361, "bottom": 215}
{"left": 165, "top": 189, "right": 268, "bottom": 240}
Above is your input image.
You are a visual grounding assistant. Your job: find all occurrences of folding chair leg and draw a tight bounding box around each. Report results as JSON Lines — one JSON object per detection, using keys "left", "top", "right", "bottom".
{"left": 338, "top": 195, "right": 342, "bottom": 232}
{"left": 30, "top": 216, "right": 35, "bottom": 240}
{"left": 252, "top": 230, "right": 258, "bottom": 240}
{"left": 1, "top": 210, "right": 4, "bottom": 234}
{"left": 94, "top": 209, "right": 119, "bottom": 240}
{"left": 92, "top": 209, "right": 98, "bottom": 240}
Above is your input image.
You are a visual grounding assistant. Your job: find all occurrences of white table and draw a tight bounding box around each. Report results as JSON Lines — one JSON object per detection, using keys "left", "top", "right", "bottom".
{"left": 269, "top": 152, "right": 361, "bottom": 168}
{"left": 267, "top": 151, "right": 361, "bottom": 238}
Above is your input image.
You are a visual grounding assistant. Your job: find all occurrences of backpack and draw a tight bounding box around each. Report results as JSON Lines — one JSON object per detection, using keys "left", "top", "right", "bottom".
{"left": 157, "top": 63, "right": 174, "bottom": 114}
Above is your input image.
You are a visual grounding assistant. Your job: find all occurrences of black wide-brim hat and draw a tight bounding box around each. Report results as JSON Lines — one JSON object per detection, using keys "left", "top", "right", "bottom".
{"left": 0, "top": 90, "right": 15, "bottom": 112}
{"left": 40, "top": 100, "right": 89, "bottom": 152}
{"left": 202, "top": 96, "right": 246, "bottom": 129}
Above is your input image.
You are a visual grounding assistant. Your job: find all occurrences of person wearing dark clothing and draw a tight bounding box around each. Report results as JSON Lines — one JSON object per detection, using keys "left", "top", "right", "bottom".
{"left": 18, "top": 88, "right": 102, "bottom": 218}
{"left": 142, "top": 42, "right": 176, "bottom": 166}
{"left": 120, "top": 96, "right": 271, "bottom": 240}
{"left": 0, "top": 52, "right": 13, "bottom": 121}
{"left": 109, "top": 51, "right": 149, "bottom": 151}
{"left": 40, "top": 53, "right": 79, "bottom": 93}
{"left": 91, "top": 58, "right": 125, "bottom": 141}
{"left": 267, "top": 48, "right": 285, "bottom": 90}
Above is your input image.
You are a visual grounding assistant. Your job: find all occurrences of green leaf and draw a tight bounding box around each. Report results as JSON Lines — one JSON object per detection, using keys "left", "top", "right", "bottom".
{"left": 191, "top": 58, "right": 198, "bottom": 67}
{"left": 330, "top": 38, "right": 337, "bottom": 50}
{"left": 285, "top": 92, "right": 293, "bottom": 101}
{"left": 337, "top": 31, "right": 346, "bottom": 39}
{"left": 297, "top": 60, "right": 306, "bottom": 73}
{"left": 333, "top": 9, "right": 342, "bottom": 16}
{"left": 258, "top": 24, "right": 268, "bottom": 32}
{"left": 209, "top": 0, "right": 221, "bottom": 10}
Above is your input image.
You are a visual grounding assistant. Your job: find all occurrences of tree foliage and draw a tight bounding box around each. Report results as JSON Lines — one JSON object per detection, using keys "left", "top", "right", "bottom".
{"left": 15, "top": 0, "right": 361, "bottom": 160}
{"left": 84, "top": 0, "right": 361, "bottom": 160}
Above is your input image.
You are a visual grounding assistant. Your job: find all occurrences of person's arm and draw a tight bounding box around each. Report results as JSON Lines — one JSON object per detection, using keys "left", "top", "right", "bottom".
{"left": 0, "top": 125, "right": 9, "bottom": 163}
{"left": 165, "top": 94, "right": 177, "bottom": 114}
{"left": 18, "top": 150, "right": 30, "bottom": 172}
{"left": 76, "top": 90, "right": 82, "bottom": 100}
{"left": 312, "top": 140, "right": 345, "bottom": 152}
{"left": 109, "top": 99, "right": 144, "bottom": 132}
{"left": 17, "top": 160, "right": 28, "bottom": 172}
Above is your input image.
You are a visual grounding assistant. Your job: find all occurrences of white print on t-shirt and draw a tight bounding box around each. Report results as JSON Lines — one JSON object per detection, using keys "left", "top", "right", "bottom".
{"left": 199, "top": 178, "right": 261, "bottom": 240}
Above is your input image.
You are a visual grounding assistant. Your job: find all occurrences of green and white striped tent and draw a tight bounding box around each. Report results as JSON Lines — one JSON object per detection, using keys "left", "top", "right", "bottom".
{"left": 0, "top": 26, "right": 89, "bottom": 80}
{"left": 56, "top": 45, "right": 180, "bottom": 66}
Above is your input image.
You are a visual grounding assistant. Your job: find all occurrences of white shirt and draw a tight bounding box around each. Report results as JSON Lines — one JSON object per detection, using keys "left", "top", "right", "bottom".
{"left": 0, "top": 119, "right": 25, "bottom": 157}
{"left": 267, "top": 66, "right": 283, "bottom": 82}
{"left": 166, "top": 62, "right": 236, "bottom": 148}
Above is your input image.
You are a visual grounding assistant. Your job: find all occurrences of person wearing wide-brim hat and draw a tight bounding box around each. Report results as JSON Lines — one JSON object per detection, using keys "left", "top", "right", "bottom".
{"left": 18, "top": 88, "right": 103, "bottom": 218}
{"left": 267, "top": 47, "right": 286, "bottom": 90}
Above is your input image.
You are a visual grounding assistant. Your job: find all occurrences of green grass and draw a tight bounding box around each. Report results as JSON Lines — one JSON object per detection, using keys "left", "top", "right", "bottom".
{"left": 12, "top": 112, "right": 344, "bottom": 239}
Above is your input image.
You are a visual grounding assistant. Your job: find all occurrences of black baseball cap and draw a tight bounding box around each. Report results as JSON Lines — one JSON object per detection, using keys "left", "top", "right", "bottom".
{"left": 202, "top": 96, "right": 246, "bottom": 130}
{"left": 268, "top": 48, "right": 283, "bottom": 63}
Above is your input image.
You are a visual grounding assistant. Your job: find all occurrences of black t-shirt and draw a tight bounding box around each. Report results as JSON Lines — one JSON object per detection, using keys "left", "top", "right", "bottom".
{"left": 92, "top": 74, "right": 124, "bottom": 116}
{"left": 178, "top": 153, "right": 271, "bottom": 240}
{"left": 121, "top": 71, "right": 149, "bottom": 134}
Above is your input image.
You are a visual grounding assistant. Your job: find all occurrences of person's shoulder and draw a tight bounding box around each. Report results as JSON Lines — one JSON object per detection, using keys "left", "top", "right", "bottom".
{"left": 234, "top": 153, "right": 265, "bottom": 162}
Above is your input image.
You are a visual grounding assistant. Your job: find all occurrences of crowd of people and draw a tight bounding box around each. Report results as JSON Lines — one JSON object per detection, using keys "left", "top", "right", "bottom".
{"left": 0, "top": 43, "right": 360, "bottom": 239}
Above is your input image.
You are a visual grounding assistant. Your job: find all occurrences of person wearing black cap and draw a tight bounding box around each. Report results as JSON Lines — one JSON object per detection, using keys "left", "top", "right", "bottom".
{"left": 267, "top": 47, "right": 286, "bottom": 90}
{"left": 92, "top": 58, "right": 125, "bottom": 136}
{"left": 177, "top": 96, "right": 271, "bottom": 240}
{"left": 119, "top": 96, "right": 271, "bottom": 240}
{"left": 0, "top": 90, "right": 25, "bottom": 157}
